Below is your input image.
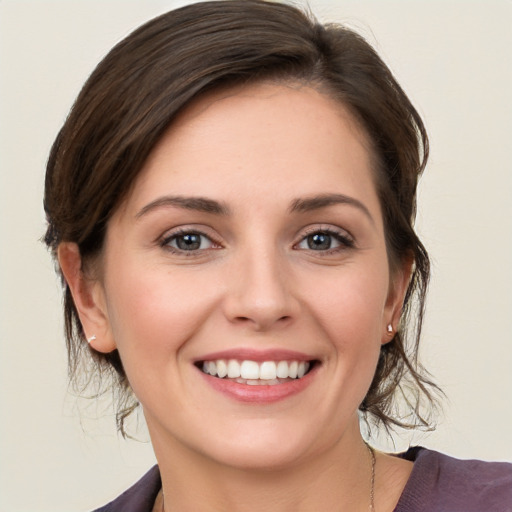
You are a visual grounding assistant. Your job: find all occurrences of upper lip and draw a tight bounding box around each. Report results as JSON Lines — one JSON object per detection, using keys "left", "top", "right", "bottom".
{"left": 194, "top": 348, "right": 317, "bottom": 363}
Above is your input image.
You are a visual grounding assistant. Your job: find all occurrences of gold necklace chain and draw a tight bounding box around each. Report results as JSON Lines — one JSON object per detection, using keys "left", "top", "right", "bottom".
{"left": 367, "top": 443, "right": 376, "bottom": 512}
{"left": 161, "top": 445, "right": 376, "bottom": 512}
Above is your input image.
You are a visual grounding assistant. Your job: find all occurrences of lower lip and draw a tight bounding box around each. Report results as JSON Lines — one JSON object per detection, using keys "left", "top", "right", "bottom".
{"left": 198, "top": 365, "right": 318, "bottom": 403}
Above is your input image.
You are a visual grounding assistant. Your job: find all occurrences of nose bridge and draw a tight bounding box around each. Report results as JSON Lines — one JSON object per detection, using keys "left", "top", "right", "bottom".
{"left": 224, "top": 241, "right": 297, "bottom": 330}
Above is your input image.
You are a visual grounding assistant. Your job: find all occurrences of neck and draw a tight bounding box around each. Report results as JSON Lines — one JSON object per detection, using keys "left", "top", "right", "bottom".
{"left": 151, "top": 421, "right": 374, "bottom": 512}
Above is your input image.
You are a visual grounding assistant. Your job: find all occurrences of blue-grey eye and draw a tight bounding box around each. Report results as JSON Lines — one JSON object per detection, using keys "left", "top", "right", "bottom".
{"left": 166, "top": 232, "right": 213, "bottom": 251}
{"left": 307, "top": 233, "right": 333, "bottom": 250}
{"left": 176, "top": 233, "right": 201, "bottom": 250}
{"left": 297, "top": 231, "right": 348, "bottom": 251}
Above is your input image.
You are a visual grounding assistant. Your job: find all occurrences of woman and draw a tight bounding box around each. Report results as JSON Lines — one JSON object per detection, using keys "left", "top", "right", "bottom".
{"left": 43, "top": 1, "right": 512, "bottom": 511}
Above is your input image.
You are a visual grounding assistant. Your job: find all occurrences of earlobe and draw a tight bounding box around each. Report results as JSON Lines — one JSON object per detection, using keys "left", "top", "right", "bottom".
{"left": 382, "top": 257, "right": 413, "bottom": 344}
{"left": 57, "top": 243, "right": 117, "bottom": 353}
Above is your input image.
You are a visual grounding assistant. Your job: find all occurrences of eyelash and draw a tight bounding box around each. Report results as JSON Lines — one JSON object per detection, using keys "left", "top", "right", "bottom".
{"left": 160, "top": 228, "right": 221, "bottom": 255}
{"left": 159, "top": 226, "right": 355, "bottom": 256}
{"left": 294, "top": 227, "right": 355, "bottom": 255}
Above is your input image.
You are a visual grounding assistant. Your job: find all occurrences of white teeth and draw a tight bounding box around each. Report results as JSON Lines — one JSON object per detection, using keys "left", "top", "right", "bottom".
{"left": 207, "top": 361, "right": 217, "bottom": 376}
{"left": 201, "top": 359, "right": 312, "bottom": 381}
{"left": 259, "top": 361, "right": 277, "bottom": 380}
{"left": 240, "top": 360, "right": 260, "bottom": 380}
{"left": 216, "top": 359, "right": 228, "bottom": 378}
{"left": 276, "top": 360, "right": 289, "bottom": 378}
{"left": 237, "top": 378, "right": 281, "bottom": 386}
{"left": 297, "top": 361, "right": 309, "bottom": 378}
{"left": 227, "top": 359, "right": 241, "bottom": 378}
{"left": 288, "top": 361, "right": 298, "bottom": 379}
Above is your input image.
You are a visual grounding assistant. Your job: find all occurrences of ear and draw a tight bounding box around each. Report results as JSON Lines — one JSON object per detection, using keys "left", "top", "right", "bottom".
{"left": 382, "top": 256, "right": 413, "bottom": 345}
{"left": 57, "top": 243, "right": 117, "bottom": 353}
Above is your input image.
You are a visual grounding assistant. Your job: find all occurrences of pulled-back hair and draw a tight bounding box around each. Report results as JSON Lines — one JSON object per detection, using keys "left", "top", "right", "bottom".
{"left": 44, "top": 0, "right": 438, "bottom": 436}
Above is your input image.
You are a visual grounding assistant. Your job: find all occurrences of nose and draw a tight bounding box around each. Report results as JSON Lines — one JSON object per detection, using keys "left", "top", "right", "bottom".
{"left": 222, "top": 247, "right": 299, "bottom": 332}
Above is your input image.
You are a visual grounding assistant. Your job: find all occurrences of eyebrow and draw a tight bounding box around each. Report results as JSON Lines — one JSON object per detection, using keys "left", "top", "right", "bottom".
{"left": 136, "top": 195, "right": 230, "bottom": 218}
{"left": 135, "top": 192, "right": 373, "bottom": 223}
{"left": 289, "top": 193, "right": 374, "bottom": 224}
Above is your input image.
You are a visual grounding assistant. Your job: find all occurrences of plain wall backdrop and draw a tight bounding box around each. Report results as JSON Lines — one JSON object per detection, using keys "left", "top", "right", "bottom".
{"left": 0, "top": 1, "right": 511, "bottom": 510}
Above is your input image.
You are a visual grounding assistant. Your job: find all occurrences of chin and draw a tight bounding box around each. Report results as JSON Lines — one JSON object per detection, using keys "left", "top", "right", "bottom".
{"left": 189, "top": 418, "right": 339, "bottom": 472}
{"left": 203, "top": 440, "right": 313, "bottom": 472}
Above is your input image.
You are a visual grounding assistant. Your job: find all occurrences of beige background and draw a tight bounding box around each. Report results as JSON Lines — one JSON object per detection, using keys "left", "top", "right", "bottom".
{"left": 0, "top": 1, "right": 511, "bottom": 510}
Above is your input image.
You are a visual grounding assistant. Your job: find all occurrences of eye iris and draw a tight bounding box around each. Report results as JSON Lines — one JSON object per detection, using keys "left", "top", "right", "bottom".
{"left": 176, "top": 233, "right": 201, "bottom": 250}
{"left": 308, "top": 233, "right": 331, "bottom": 250}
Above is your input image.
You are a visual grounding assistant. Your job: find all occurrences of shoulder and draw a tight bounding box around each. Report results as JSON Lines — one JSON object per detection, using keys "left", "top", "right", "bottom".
{"left": 92, "top": 466, "right": 161, "bottom": 512}
{"left": 395, "top": 447, "right": 512, "bottom": 512}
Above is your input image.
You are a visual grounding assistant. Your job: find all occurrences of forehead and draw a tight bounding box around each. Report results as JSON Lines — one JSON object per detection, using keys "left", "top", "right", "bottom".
{"left": 118, "top": 82, "right": 380, "bottom": 220}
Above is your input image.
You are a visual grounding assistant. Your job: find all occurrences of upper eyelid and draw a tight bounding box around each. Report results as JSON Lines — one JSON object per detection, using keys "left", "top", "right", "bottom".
{"left": 297, "top": 224, "right": 354, "bottom": 241}
{"left": 160, "top": 224, "right": 218, "bottom": 240}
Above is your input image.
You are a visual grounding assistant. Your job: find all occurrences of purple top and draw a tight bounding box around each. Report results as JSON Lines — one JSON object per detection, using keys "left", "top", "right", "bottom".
{"left": 93, "top": 447, "right": 512, "bottom": 511}
{"left": 394, "top": 447, "right": 512, "bottom": 511}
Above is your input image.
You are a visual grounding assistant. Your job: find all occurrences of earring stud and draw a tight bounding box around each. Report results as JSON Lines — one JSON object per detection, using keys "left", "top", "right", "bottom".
{"left": 387, "top": 324, "right": 393, "bottom": 334}
{"left": 87, "top": 335, "right": 97, "bottom": 344}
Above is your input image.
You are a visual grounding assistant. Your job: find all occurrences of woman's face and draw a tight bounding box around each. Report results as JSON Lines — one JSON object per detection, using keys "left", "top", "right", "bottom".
{"left": 93, "top": 83, "right": 405, "bottom": 469}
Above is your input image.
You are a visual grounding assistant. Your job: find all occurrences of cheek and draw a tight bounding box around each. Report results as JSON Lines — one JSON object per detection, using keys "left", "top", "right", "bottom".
{"left": 102, "top": 266, "right": 225, "bottom": 408}
{"left": 103, "top": 264, "right": 219, "bottom": 363}
{"left": 304, "top": 264, "right": 389, "bottom": 347}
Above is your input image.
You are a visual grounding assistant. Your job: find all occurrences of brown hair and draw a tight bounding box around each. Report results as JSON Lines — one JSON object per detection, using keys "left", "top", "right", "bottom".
{"left": 44, "top": 0, "right": 439, "bottom": 436}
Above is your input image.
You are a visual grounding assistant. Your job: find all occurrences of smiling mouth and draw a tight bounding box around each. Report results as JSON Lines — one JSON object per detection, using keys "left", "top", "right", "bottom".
{"left": 197, "top": 359, "right": 316, "bottom": 386}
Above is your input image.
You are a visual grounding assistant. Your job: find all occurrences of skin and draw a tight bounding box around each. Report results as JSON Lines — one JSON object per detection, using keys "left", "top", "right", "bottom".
{"left": 59, "top": 83, "right": 413, "bottom": 511}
